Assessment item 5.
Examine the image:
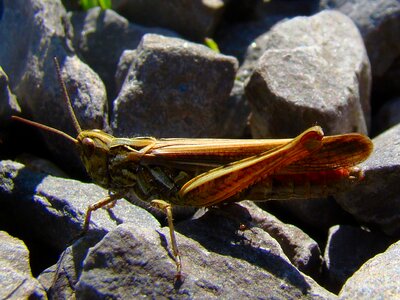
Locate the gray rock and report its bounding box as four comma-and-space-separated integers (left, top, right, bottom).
335, 123, 400, 237
339, 240, 400, 299
0, 66, 20, 121
220, 79, 251, 138
0, 159, 334, 297
112, 34, 240, 138
222, 201, 323, 279
323, 225, 394, 293
320, 0, 400, 77
0, 66, 21, 157
0, 0, 108, 175
0, 231, 46, 299
69, 7, 178, 98
245, 10, 371, 138
115, 49, 137, 93
112, 0, 226, 40
41, 232, 110, 298
0, 160, 160, 251
72, 221, 335, 299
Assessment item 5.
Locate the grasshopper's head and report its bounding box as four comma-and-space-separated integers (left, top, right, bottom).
77, 129, 114, 188
12, 58, 114, 188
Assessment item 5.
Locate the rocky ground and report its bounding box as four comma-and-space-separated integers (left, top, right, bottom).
0, 0, 399, 299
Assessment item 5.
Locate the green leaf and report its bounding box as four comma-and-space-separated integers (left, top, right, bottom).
204, 37, 220, 53
80, 0, 99, 10
98, 0, 112, 9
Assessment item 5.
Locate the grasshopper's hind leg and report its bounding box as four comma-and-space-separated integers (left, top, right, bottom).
151, 199, 182, 278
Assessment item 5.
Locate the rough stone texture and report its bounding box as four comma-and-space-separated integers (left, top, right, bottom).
0, 66, 21, 159
219, 78, 251, 138
0, 0, 108, 175
111, 0, 226, 40
0, 159, 335, 298
0, 66, 20, 122
69, 7, 178, 99
0, 231, 47, 299
320, 0, 400, 77
112, 34, 241, 138
240, 201, 322, 279
335, 123, 400, 237
115, 49, 137, 93
217, 14, 286, 64
0, 160, 160, 251
323, 225, 394, 293
71, 221, 334, 299
339, 240, 400, 299
245, 10, 371, 138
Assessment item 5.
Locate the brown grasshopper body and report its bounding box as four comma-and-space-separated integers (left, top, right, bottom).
77, 128, 371, 207
12, 58, 373, 278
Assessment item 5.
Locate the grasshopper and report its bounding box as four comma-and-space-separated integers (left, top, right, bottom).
13, 58, 373, 278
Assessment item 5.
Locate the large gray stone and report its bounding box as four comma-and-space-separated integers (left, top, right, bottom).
245, 10, 370, 138
335, 123, 400, 237
339, 240, 400, 299
0, 231, 47, 299
0, 0, 108, 175
112, 34, 239, 138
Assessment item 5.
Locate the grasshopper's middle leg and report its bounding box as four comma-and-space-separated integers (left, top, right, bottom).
151, 199, 182, 278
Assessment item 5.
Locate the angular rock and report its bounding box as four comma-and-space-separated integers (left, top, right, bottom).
69, 7, 178, 98
0, 66, 20, 122
112, 0, 225, 40
72, 220, 334, 299
339, 240, 400, 299
0, 231, 46, 299
245, 10, 371, 138
0, 0, 108, 175
0, 160, 160, 252
115, 49, 137, 93
320, 0, 400, 77
220, 79, 251, 138
335, 123, 400, 237
323, 225, 394, 293
112, 34, 240, 138
0, 66, 21, 159
238, 201, 323, 278
40, 232, 109, 298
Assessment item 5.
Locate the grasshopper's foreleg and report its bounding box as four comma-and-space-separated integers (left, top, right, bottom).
82, 194, 122, 233
151, 199, 182, 278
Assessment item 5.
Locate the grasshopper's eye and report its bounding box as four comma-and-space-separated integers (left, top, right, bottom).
82, 137, 95, 154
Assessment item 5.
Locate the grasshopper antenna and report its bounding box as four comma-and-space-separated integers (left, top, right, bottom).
53, 57, 82, 135
11, 116, 78, 144
11, 58, 81, 144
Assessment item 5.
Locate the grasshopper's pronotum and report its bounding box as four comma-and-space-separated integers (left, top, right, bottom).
13, 58, 373, 278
